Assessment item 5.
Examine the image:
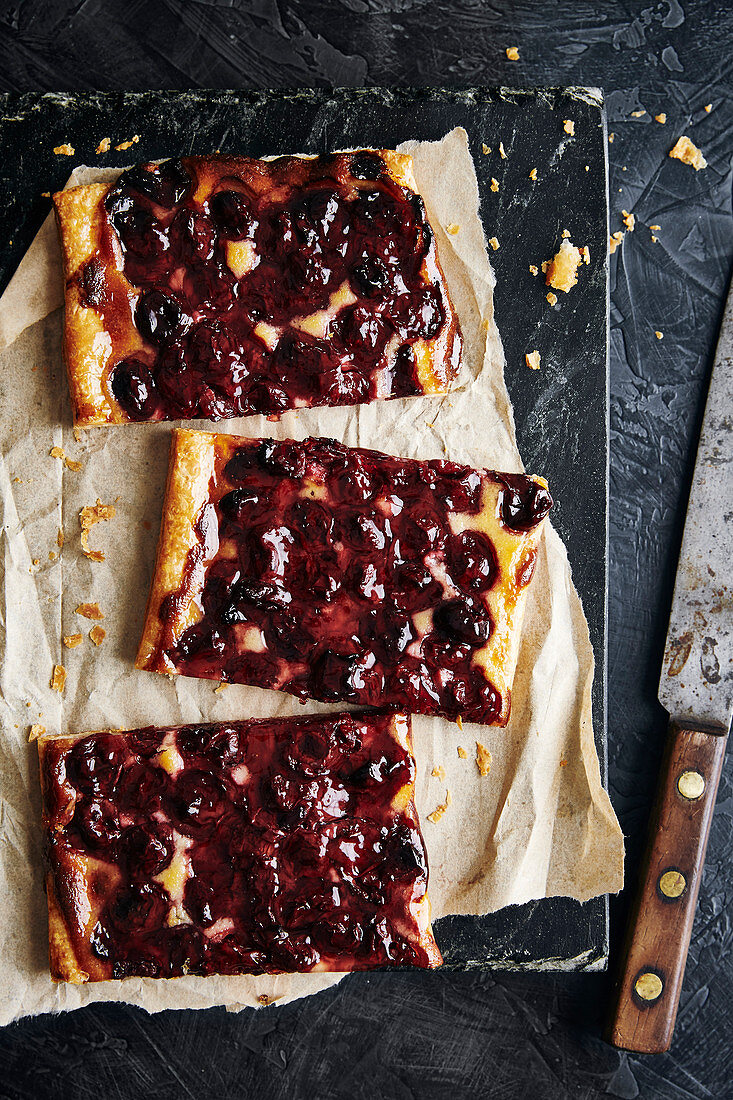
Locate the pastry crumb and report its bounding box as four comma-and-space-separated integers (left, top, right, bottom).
529, 168, 537, 180
490, 177, 499, 192
431, 765, 446, 780
75, 602, 104, 620
609, 230, 625, 254
622, 210, 636, 232
457, 746, 468, 759
115, 135, 140, 151
525, 350, 541, 371
559, 758, 568, 768
655, 331, 664, 340
476, 742, 492, 777
649, 223, 661, 231
214, 682, 228, 694
63, 633, 83, 649
427, 790, 452, 824
65, 457, 82, 472
79, 499, 116, 561
73, 427, 83, 443
53, 143, 75, 156
655, 113, 666, 124
89, 625, 106, 646
28, 724, 46, 742
631, 109, 646, 117
482, 143, 491, 154
488, 236, 500, 251
257, 994, 272, 1006
608, 132, 615, 143
445, 223, 460, 235
546, 291, 558, 306
51, 665, 66, 692
57, 527, 64, 549
580, 246, 590, 265
561, 229, 571, 239
545, 238, 583, 292
50, 446, 65, 460
49, 551, 56, 561
704, 103, 712, 113
669, 135, 707, 170
563, 120, 575, 136
96, 137, 111, 154
529, 264, 538, 276
32, 558, 39, 567
506, 46, 519, 60
455, 715, 463, 732
499, 141, 506, 159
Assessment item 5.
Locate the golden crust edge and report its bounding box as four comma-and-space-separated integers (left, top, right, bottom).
135, 428, 217, 671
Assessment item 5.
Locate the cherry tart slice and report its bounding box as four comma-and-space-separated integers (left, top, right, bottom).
38, 711, 441, 983
136, 431, 553, 726
52, 151, 461, 427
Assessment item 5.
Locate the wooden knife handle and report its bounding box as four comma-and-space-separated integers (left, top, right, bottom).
606, 720, 727, 1053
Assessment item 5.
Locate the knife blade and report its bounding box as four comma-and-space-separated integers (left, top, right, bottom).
607, 277, 733, 1054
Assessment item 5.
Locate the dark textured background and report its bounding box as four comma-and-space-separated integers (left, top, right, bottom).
0, 1, 731, 1097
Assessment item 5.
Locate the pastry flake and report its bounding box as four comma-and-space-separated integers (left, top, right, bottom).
669, 136, 707, 170
136, 431, 552, 727
37, 711, 441, 982
52, 152, 462, 428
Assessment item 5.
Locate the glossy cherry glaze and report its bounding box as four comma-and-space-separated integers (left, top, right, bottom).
86, 153, 459, 422
42, 712, 438, 979
155, 437, 552, 724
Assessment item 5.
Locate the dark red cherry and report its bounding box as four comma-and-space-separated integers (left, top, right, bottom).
171, 208, 217, 263
209, 190, 257, 241
433, 598, 492, 647
498, 474, 553, 531
135, 289, 189, 346
349, 152, 386, 180
121, 822, 174, 876
115, 158, 192, 208
109, 357, 159, 420
448, 530, 497, 591
352, 254, 391, 298
388, 284, 444, 339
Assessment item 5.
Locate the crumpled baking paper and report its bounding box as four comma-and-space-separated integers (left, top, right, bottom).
0, 127, 623, 1024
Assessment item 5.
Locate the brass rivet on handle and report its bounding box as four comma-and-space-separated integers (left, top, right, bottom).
677, 769, 705, 800
659, 869, 687, 898
634, 972, 664, 1001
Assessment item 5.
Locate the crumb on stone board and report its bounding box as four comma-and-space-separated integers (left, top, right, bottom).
499, 141, 506, 159
28, 724, 46, 742
115, 135, 140, 151
506, 46, 519, 60
655, 331, 664, 340
545, 238, 584, 293
476, 742, 492, 777
525, 351, 541, 371
546, 291, 558, 306
89, 625, 106, 646
580, 246, 590, 264
622, 210, 635, 232
655, 113, 666, 124
427, 790, 452, 824
482, 143, 491, 154
631, 109, 646, 117
490, 177, 499, 192
75, 602, 104, 620
529, 264, 538, 276
96, 137, 111, 154
669, 136, 707, 170
51, 665, 66, 692
563, 120, 575, 136
704, 103, 712, 112
561, 229, 571, 239
609, 230, 625, 254
53, 143, 75, 156
489, 236, 499, 251
608, 132, 615, 143
63, 633, 83, 649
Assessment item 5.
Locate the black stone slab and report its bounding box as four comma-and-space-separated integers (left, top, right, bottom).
0, 87, 609, 970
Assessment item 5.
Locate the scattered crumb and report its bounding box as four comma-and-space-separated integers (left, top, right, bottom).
475, 742, 492, 777
546, 292, 558, 306
669, 135, 707, 170
631, 109, 646, 117
49, 446, 65, 460
482, 143, 491, 155
655, 113, 666, 124
488, 236, 500, 251
89, 625, 106, 646
499, 141, 506, 159
563, 119, 575, 136
609, 230, 625, 254
622, 209, 636, 232
65, 457, 82, 472
506, 46, 519, 60
704, 103, 712, 113
559, 758, 568, 768
608, 132, 615, 143
28, 724, 46, 742
622, 165, 627, 171
73, 427, 83, 443
427, 790, 452, 824
41, 191, 50, 198
580, 246, 590, 265
525, 350, 541, 371
57, 527, 64, 549
79, 499, 116, 561
32, 558, 39, 566
561, 229, 571, 239
446, 223, 460, 235
75, 602, 104, 620
48, 551, 56, 561
257, 994, 272, 1006
51, 665, 66, 692
651, 235, 658, 243
655, 331, 664, 340
53, 143, 75, 156
457, 746, 467, 759
96, 137, 111, 154
214, 682, 228, 694
585, 165, 589, 171
649, 223, 661, 231
63, 633, 83, 649
545, 238, 583, 292
529, 264, 538, 276
529, 168, 537, 180
115, 135, 140, 151
455, 716, 463, 732
490, 177, 499, 192
431, 765, 446, 781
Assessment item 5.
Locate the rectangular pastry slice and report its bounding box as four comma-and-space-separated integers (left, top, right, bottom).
39, 711, 441, 982
52, 151, 461, 427
136, 431, 552, 726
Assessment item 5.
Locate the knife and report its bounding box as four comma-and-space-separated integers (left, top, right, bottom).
606, 278, 733, 1054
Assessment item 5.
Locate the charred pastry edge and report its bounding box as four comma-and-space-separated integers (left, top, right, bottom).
136, 429, 550, 727
37, 713, 442, 983
52, 150, 462, 429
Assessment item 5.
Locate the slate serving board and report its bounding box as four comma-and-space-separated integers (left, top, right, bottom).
0, 87, 609, 970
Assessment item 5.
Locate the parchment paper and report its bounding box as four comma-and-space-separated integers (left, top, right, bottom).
0, 128, 623, 1024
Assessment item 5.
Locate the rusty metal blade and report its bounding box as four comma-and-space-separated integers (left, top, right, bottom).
659, 281, 733, 731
